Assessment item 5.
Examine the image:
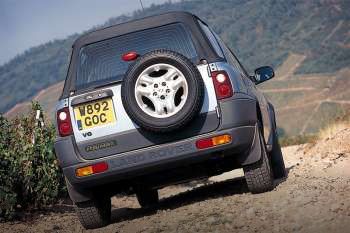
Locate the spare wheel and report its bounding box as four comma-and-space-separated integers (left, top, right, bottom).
121, 49, 204, 133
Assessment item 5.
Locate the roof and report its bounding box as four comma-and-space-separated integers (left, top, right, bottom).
73, 11, 198, 49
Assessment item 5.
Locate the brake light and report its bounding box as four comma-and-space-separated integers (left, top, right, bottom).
57, 107, 72, 137
196, 134, 232, 149
76, 162, 109, 177
122, 51, 139, 62
211, 71, 233, 99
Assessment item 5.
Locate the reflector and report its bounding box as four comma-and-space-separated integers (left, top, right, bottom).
76, 162, 109, 177
212, 134, 231, 146
76, 166, 93, 177
196, 134, 232, 149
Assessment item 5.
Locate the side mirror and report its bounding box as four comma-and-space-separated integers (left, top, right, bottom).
253, 66, 274, 84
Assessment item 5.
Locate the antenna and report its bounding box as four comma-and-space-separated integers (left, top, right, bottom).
139, 0, 145, 11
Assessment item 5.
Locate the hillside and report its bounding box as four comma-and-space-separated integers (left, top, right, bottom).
1, 0, 350, 136
3, 121, 350, 232
261, 54, 350, 136
4, 81, 64, 119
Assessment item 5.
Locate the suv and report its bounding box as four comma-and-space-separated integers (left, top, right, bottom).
55, 11, 286, 229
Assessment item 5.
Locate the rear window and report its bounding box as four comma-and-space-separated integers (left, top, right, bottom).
76, 23, 197, 89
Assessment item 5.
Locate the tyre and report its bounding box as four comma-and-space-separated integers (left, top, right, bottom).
75, 197, 111, 229
270, 131, 287, 179
121, 49, 204, 133
243, 128, 274, 194
136, 189, 159, 208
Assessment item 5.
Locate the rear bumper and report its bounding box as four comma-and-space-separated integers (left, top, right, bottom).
55, 96, 259, 188
61, 125, 256, 187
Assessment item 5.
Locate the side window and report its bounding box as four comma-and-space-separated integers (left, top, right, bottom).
198, 20, 249, 78
214, 34, 248, 77
197, 20, 224, 58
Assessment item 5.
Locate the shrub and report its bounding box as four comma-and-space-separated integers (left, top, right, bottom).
0, 103, 65, 220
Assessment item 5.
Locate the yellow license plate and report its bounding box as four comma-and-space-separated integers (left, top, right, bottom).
74, 98, 116, 130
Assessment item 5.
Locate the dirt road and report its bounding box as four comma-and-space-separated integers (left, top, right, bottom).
2, 128, 350, 233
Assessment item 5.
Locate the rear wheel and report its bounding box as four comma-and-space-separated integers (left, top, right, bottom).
75, 197, 111, 229
243, 128, 274, 194
136, 189, 159, 208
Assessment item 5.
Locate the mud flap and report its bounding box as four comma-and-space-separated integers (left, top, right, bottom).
266, 103, 277, 152
65, 178, 94, 203
236, 124, 262, 166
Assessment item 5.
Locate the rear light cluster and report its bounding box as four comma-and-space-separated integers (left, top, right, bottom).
57, 107, 72, 137
211, 71, 233, 100
76, 162, 109, 177
196, 134, 232, 149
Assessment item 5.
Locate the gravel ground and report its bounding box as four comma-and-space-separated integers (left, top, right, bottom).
2, 128, 350, 233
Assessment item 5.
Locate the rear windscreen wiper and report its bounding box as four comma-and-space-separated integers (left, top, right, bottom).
94, 80, 122, 89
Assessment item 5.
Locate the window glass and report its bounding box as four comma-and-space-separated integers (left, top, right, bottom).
213, 33, 248, 77
197, 20, 224, 58
76, 23, 197, 89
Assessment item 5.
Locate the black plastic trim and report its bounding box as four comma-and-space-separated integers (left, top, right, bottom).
77, 111, 219, 160
71, 89, 114, 106
218, 97, 257, 130
65, 178, 93, 203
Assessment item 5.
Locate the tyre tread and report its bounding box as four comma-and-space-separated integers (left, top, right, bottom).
75, 198, 111, 229
244, 130, 274, 194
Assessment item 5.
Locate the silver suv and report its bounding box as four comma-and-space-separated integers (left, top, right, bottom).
54, 11, 286, 229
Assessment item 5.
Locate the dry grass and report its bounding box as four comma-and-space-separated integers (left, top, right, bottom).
279, 134, 318, 147
280, 113, 350, 147
318, 121, 350, 141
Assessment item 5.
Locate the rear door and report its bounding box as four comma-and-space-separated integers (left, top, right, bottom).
68, 23, 220, 160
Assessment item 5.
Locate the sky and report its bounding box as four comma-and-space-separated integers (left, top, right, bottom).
0, 0, 173, 66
